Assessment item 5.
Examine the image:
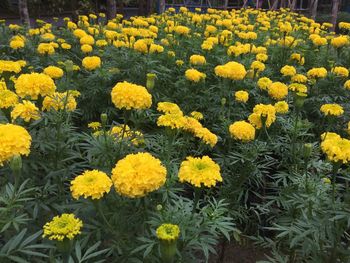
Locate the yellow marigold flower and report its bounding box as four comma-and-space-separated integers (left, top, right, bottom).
81, 44, 93, 53
344, 80, 350, 90
15, 73, 56, 100
80, 35, 95, 45
109, 125, 144, 146
111, 152, 166, 198
43, 213, 82, 241
111, 81, 152, 110
289, 83, 307, 93
339, 22, 350, 30
156, 224, 180, 241
251, 61, 265, 72
321, 133, 350, 164
248, 104, 276, 129
256, 53, 268, 62
42, 91, 77, 111
320, 103, 344, 116
0, 89, 18, 109
185, 69, 206, 83
61, 43, 71, 49
274, 101, 289, 114
0, 79, 6, 90
133, 39, 149, 53
178, 156, 222, 188
11, 100, 40, 122
257, 77, 272, 90
41, 33, 55, 41
82, 56, 101, 70
157, 102, 182, 115
291, 74, 307, 83
280, 65, 296, 77
73, 29, 87, 38
268, 82, 288, 100
0, 124, 31, 165
176, 60, 184, 66
37, 43, 55, 55
312, 36, 327, 46
70, 170, 112, 200
96, 39, 108, 47
174, 25, 190, 35
193, 127, 218, 147
190, 111, 203, 120
88, 122, 101, 130
43, 66, 64, 79
149, 44, 164, 54
189, 55, 206, 66
331, 35, 349, 48
157, 113, 187, 129
10, 40, 25, 49
332, 67, 349, 78
235, 90, 249, 103
0, 60, 22, 74
229, 121, 255, 142
307, 67, 327, 79
215, 61, 247, 80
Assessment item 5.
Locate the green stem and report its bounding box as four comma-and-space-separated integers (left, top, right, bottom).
192, 187, 201, 214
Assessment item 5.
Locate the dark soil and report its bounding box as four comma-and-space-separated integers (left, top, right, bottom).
209, 241, 268, 263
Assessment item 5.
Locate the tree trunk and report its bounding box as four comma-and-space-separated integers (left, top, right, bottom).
271, 0, 279, 10
117, 0, 124, 15
18, 0, 30, 27
107, 0, 117, 20
331, 0, 340, 31
290, 0, 297, 10
159, 0, 166, 13
310, 0, 319, 20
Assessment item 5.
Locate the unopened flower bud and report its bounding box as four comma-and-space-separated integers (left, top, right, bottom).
146, 73, 156, 90
303, 143, 312, 158
221, 98, 226, 106
9, 155, 22, 173
100, 113, 108, 126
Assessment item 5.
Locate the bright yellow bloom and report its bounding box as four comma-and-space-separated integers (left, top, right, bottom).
257, 77, 272, 90
190, 111, 203, 120
332, 67, 349, 78
43, 213, 82, 241
268, 82, 288, 100
320, 104, 344, 116
15, 73, 56, 99
111, 81, 152, 110
43, 66, 64, 79
82, 56, 101, 70
0, 124, 31, 165
81, 44, 93, 53
185, 69, 206, 82
0, 60, 22, 74
111, 152, 166, 198
331, 35, 349, 48
11, 100, 40, 122
215, 61, 246, 80
156, 224, 180, 241
307, 67, 327, 79
70, 170, 112, 200
344, 80, 350, 90
321, 133, 350, 164
229, 121, 255, 142
235, 90, 249, 103
274, 101, 289, 114
178, 156, 222, 188
280, 65, 296, 77
42, 91, 77, 111
0, 89, 18, 109
248, 104, 276, 129
189, 55, 206, 66
157, 102, 182, 115
157, 113, 187, 129
37, 43, 55, 55
291, 74, 307, 83
88, 122, 101, 130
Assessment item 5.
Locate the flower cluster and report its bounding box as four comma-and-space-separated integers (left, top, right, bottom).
43, 213, 83, 241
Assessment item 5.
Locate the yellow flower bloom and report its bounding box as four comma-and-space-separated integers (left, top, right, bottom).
190, 111, 203, 120
178, 156, 222, 188
185, 69, 206, 82
235, 90, 249, 103
82, 56, 101, 70
268, 82, 288, 100
332, 67, 349, 78
320, 103, 344, 116
0, 89, 18, 109
280, 65, 296, 77
307, 67, 327, 79
43, 66, 64, 79
215, 61, 246, 80
88, 122, 101, 130
274, 101, 289, 114
248, 104, 276, 129
43, 213, 82, 241
111, 152, 166, 198
257, 77, 272, 90
70, 170, 112, 200
0, 124, 31, 166
321, 133, 350, 164
15, 73, 56, 99
331, 35, 349, 48
189, 55, 206, 66
156, 224, 180, 241
157, 102, 182, 115
111, 81, 152, 110
229, 121, 255, 142
42, 91, 77, 111
11, 100, 40, 122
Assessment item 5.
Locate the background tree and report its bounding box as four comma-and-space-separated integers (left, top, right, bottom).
331, 0, 341, 31
18, 0, 30, 27
107, 0, 117, 20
